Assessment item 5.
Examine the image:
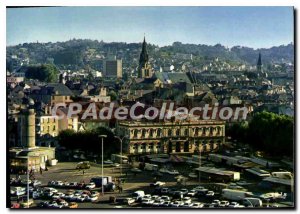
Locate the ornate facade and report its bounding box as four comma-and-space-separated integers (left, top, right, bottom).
116, 120, 225, 155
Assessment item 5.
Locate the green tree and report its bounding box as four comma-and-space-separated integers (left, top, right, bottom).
57, 127, 120, 158
25, 64, 59, 82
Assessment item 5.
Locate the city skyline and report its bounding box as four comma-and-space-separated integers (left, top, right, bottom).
7, 6, 294, 48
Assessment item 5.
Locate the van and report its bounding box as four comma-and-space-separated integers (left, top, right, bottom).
132, 190, 145, 202
242, 198, 263, 207
76, 161, 90, 169
222, 189, 253, 201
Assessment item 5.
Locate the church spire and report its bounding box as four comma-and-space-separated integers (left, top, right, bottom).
139, 35, 149, 66
257, 52, 262, 72
138, 35, 152, 78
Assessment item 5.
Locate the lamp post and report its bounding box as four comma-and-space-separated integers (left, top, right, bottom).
98, 135, 107, 195
198, 143, 202, 184
114, 136, 128, 176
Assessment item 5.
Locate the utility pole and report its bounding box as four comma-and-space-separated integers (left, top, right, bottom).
99, 135, 107, 195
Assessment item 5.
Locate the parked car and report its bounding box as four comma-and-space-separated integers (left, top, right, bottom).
206, 191, 215, 197
187, 190, 197, 197
228, 202, 240, 208
52, 192, 65, 200
219, 201, 230, 207
191, 202, 204, 208
180, 189, 189, 196
153, 199, 165, 206
210, 200, 221, 208
76, 161, 90, 169
20, 199, 34, 208
86, 182, 96, 189
170, 201, 183, 207
31, 180, 42, 187
123, 198, 135, 205
132, 190, 145, 202
11, 203, 20, 209
167, 169, 180, 175
141, 198, 154, 206
183, 197, 192, 203
68, 202, 78, 208
54, 181, 64, 187
150, 181, 166, 187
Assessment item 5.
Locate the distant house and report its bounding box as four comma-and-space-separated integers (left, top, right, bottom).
30, 83, 74, 105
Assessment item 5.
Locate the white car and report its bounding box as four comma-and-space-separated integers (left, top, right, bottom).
210, 200, 220, 207
52, 192, 65, 200
86, 182, 96, 189
123, 198, 135, 205
228, 202, 240, 208
76, 195, 87, 202
193, 186, 205, 191
183, 197, 192, 203
11, 187, 26, 196
86, 195, 98, 202
54, 181, 64, 187
57, 200, 69, 208
143, 194, 152, 199
141, 198, 154, 206
219, 200, 230, 207
187, 190, 197, 197
150, 181, 166, 187
170, 201, 183, 207
48, 201, 62, 208
191, 202, 204, 208
167, 169, 180, 175
153, 199, 164, 206
206, 191, 215, 197
63, 193, 74, 200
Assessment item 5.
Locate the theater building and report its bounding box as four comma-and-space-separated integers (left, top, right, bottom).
116, 119, 225, 156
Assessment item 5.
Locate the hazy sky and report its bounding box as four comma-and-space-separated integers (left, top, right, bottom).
7, 6, 294, 48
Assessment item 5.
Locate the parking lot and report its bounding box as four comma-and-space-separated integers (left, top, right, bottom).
9, 158, 294, 209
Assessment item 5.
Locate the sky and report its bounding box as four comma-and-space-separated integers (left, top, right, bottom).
6, 7, 294, 48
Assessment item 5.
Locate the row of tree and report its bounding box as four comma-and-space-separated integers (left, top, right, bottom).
57, 127, 121, 156
227, 111, 294, 156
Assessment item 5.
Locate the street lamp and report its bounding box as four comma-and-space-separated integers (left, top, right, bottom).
98, 135, 107, 195
114, 135, 128, 177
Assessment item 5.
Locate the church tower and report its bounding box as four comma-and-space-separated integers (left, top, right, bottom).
257, 52, 262, 72
138, 36, 153, 78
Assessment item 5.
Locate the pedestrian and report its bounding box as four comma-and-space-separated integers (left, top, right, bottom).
40, 167, 43, 175
83, 170, 85, 175
120, 186, 123, 193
